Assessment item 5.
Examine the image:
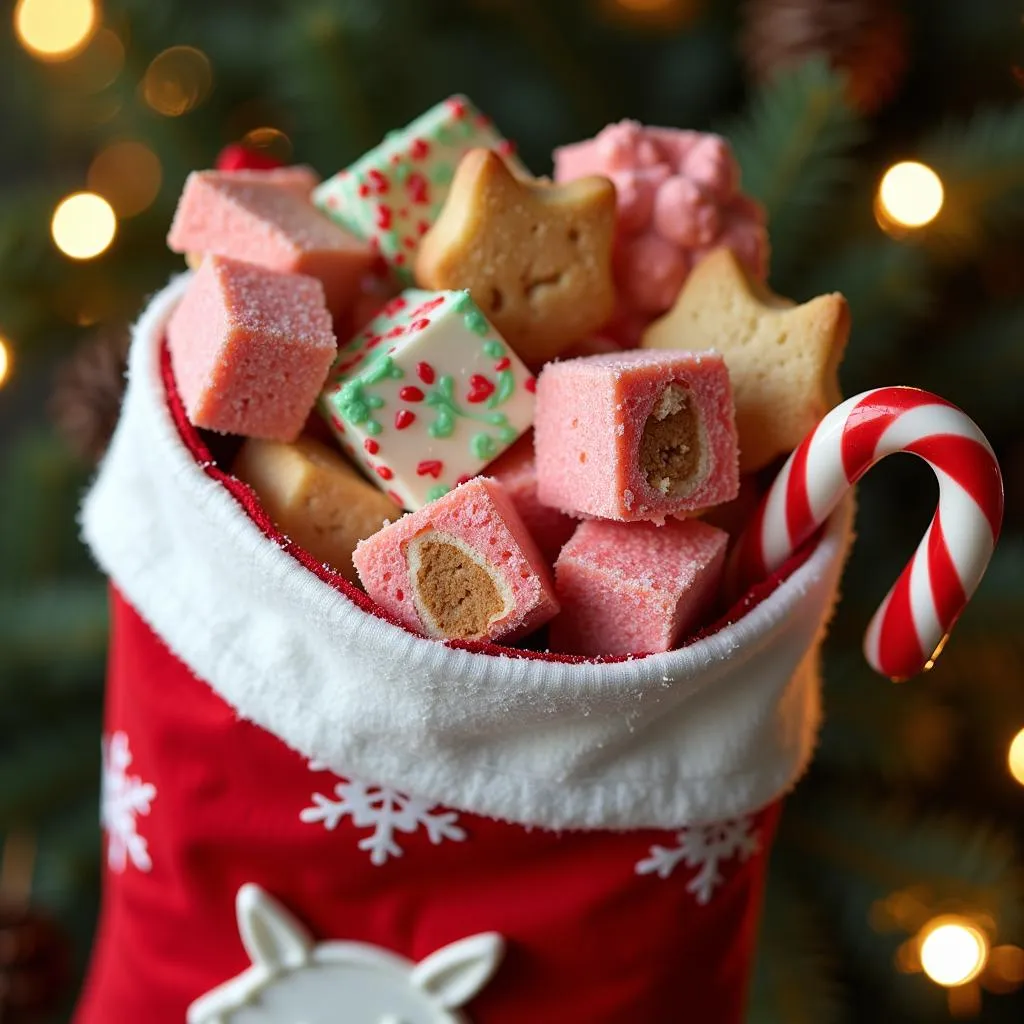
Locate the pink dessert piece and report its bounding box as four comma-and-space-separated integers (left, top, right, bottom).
167, 255, 338, 441
554, 121, 767, 327
487, 434, 578, 563
211, 165, 322, 197
534, 350, 739, 523
353, 478, 559, 643
550, 518, 728, 657
167, 169, 375, 319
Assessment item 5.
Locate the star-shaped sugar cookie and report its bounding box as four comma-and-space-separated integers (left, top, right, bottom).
642, 247, 850, 472
415, 148, 616, 366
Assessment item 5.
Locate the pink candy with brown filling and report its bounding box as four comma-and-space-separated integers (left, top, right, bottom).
167, 256, 337, 441
551, 518, 728, 657
534, 350, 739, 523
353, 478, 559, 643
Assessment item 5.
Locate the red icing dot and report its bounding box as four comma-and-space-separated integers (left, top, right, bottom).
395, 409, 415, 430
396, 588, 404, 602
525, 376, 537, 393
467, 374, 495, 403
410, 296, 445, 318
417, 362, 436, 384
398, 207, 409, 218
376, 205, 392, 229
494, 357, 511, 371
365, 335, 384, 349
394, 253, 406, 266
366, 169, 389, 194
406, 172, 429, 204
387, 489, 403, 505
364, 438, 380, 455
390, 153, 401, 165
476, 113, 492, 129
358, 183, 370, 198
400, 386, 425, 402
418, 220, 431, 236
326, 195, 339, 209
403, 236, 416, 250
448, 98, 468, 119
386, 325, 406, 339
410, 138, 430, 160
417, 460, 443, 479
382, 296, 408, 317
376, 465, 394, 481
331, 415, 346, 433
496, 139, 517, 158
410, 318, 431, 332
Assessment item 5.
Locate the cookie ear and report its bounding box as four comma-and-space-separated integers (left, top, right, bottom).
410, 932, 505, 1009
236, 884, 312, 971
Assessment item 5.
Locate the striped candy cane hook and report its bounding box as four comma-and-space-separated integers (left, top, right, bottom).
731, 387, 1003, 680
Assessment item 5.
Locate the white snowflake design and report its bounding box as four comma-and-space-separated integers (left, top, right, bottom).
299, 768, 466, 866
635, 816, 761, 905
101, 731, 157, 874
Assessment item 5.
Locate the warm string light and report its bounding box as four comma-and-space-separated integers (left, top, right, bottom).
876, 160, 945, 233
142, 46, 213, 117
0, 337, 11, 390
919, 917, 990, 987
88, 141, 162, 218
51, 192, 117, 259
1008, 727, 1024, 785
241, 126, 294, 164
13, 0, 98, 61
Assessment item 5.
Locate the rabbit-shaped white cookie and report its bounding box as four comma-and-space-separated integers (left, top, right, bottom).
187, 884, 504, 1024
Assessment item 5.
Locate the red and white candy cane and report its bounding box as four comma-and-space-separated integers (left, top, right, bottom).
731, 387, 1003, 680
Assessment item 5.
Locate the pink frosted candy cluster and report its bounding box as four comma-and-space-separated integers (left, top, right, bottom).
554, 120, 768, 321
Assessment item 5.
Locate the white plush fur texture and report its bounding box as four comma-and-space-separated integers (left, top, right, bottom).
81, 276, 854, 831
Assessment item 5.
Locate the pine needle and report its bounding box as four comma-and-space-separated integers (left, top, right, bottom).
727, 58, 865, 283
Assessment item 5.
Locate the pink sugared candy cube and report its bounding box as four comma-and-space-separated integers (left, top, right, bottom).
167, 256, 337, 441
550, 518, 728, 657
353, 478, 559, 643
487, 433, 577, 564
167, 169, 375, 318
535, 350, 739, 523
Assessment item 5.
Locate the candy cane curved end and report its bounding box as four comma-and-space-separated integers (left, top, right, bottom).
732, 387, 1003, 680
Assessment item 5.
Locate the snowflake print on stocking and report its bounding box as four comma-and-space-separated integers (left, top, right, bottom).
300, 766, 466, 866
101, 731, 156, 873
635, 816, 760, 905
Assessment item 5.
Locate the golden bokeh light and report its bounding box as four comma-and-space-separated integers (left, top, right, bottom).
615, 0, 675, 9
241, 126, 294, 164
13, 0, 98, 62
51, 192, 117, 260
919, 918, 990, 987
1009, 727, 1024, 785
0, 337, 11, 390
877, 161, 945, 230
88, 141, 162, 217
142, 46, 213, 117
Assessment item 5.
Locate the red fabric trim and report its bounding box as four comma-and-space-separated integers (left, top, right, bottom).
161, 340, 821, 664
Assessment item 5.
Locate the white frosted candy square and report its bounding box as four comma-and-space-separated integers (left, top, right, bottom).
319, 289, 536, 509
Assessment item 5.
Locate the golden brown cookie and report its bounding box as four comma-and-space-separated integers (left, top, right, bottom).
232, 435, 401, 584
642, 247, 849, 472
415, 149, 616, 366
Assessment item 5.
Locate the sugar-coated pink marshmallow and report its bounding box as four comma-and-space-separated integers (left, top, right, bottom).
550, 518, 728, 657
554, 121, 767, 321
353, 478, 559, 643
167, 256, 337, 441
167, 169, 375, 318
487, 434, 577, 563
535, 350, 739, 523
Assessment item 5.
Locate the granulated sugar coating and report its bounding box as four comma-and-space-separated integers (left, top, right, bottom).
167, 170, 374, 317
167, 256, 337, 441
550, 517, 728, 657
487, 433, 578, 564
534, 349, 739, 523
353, 477, 559, 642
